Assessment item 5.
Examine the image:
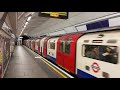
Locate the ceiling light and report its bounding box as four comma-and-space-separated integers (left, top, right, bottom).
24, 25, 26, 28
19, 28, 25, 36
25, 22, 28, 25
19, 37, 23, 39
27, 16, 32, 22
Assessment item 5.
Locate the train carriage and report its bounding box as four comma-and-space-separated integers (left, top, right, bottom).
56, 33, 83, 74
47, 37, 59, 63
76, 31, 119, 78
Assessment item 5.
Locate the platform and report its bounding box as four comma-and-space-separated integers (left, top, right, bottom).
4, 46, 69, 78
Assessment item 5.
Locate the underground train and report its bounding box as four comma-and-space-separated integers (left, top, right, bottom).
24, 29, 119, 78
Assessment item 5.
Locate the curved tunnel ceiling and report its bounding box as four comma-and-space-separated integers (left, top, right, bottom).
3, 12, 117, 38
18, 12, 82, 37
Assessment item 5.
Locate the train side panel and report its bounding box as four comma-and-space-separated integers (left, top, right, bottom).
76, 31, 120, 78
47, 37, 59, 63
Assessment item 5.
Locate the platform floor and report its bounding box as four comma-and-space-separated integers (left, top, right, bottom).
4, 46, 63, 78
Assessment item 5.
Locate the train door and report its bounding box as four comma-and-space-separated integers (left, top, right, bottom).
40, 37, 47, 56
56, 34, 83, 73
56, 35, 70, 69
43, 37, 51, 57
33, 39, 35, 51
38, 39, 41, 54
41, 47, 42, 55
30, 40, 32, 49
35, 39, 38, 52
64, 34, 83, 73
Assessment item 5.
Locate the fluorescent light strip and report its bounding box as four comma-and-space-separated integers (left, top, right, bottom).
27, 16, 32, 22
19, 13, 34, 36
19, 28, 25, 36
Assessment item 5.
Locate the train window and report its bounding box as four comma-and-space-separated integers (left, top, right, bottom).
83, 45, 118, 64
60, 39, 64, 52
65, 38, 72, 54
49, 42, 55, 49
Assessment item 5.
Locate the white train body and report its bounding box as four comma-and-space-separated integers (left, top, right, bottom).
47, 37, 59, 62
35, 39, 39, 52
76, 31, 120, 78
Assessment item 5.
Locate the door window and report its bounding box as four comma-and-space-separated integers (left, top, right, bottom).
65, 38, 72, 54
60, 39, 65, 52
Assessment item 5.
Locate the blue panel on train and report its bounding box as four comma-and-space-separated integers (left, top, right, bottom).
77, 69, 96, 78
86, 20, 109, 30
47, 55, 56, 63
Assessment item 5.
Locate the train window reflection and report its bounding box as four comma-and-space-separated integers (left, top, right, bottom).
49, 42, 55, 49
60, 40, 64, 52
83, 45, 118, 64
65, 38, 72, 54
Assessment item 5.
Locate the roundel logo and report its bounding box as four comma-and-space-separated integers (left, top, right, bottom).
91, 62, 100, 73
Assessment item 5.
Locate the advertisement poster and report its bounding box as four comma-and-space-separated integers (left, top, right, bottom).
0, 46, 3, 78
0, 35, 10, 78
0, 35, 4, 78
3, 38, 10, 72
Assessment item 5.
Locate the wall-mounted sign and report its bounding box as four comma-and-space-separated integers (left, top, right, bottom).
39, 12, 68, 19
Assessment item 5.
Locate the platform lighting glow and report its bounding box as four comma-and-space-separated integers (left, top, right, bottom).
27, 16, 32, 22
19, 13, 34, 37
24, 25, 26, 28
25, 22, 28, 25
19, 27, 25, 36
19, 21, 28, 36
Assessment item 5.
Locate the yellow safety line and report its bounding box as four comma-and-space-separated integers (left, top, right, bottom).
40, 58, 67, 78
24, 46, 68, 78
